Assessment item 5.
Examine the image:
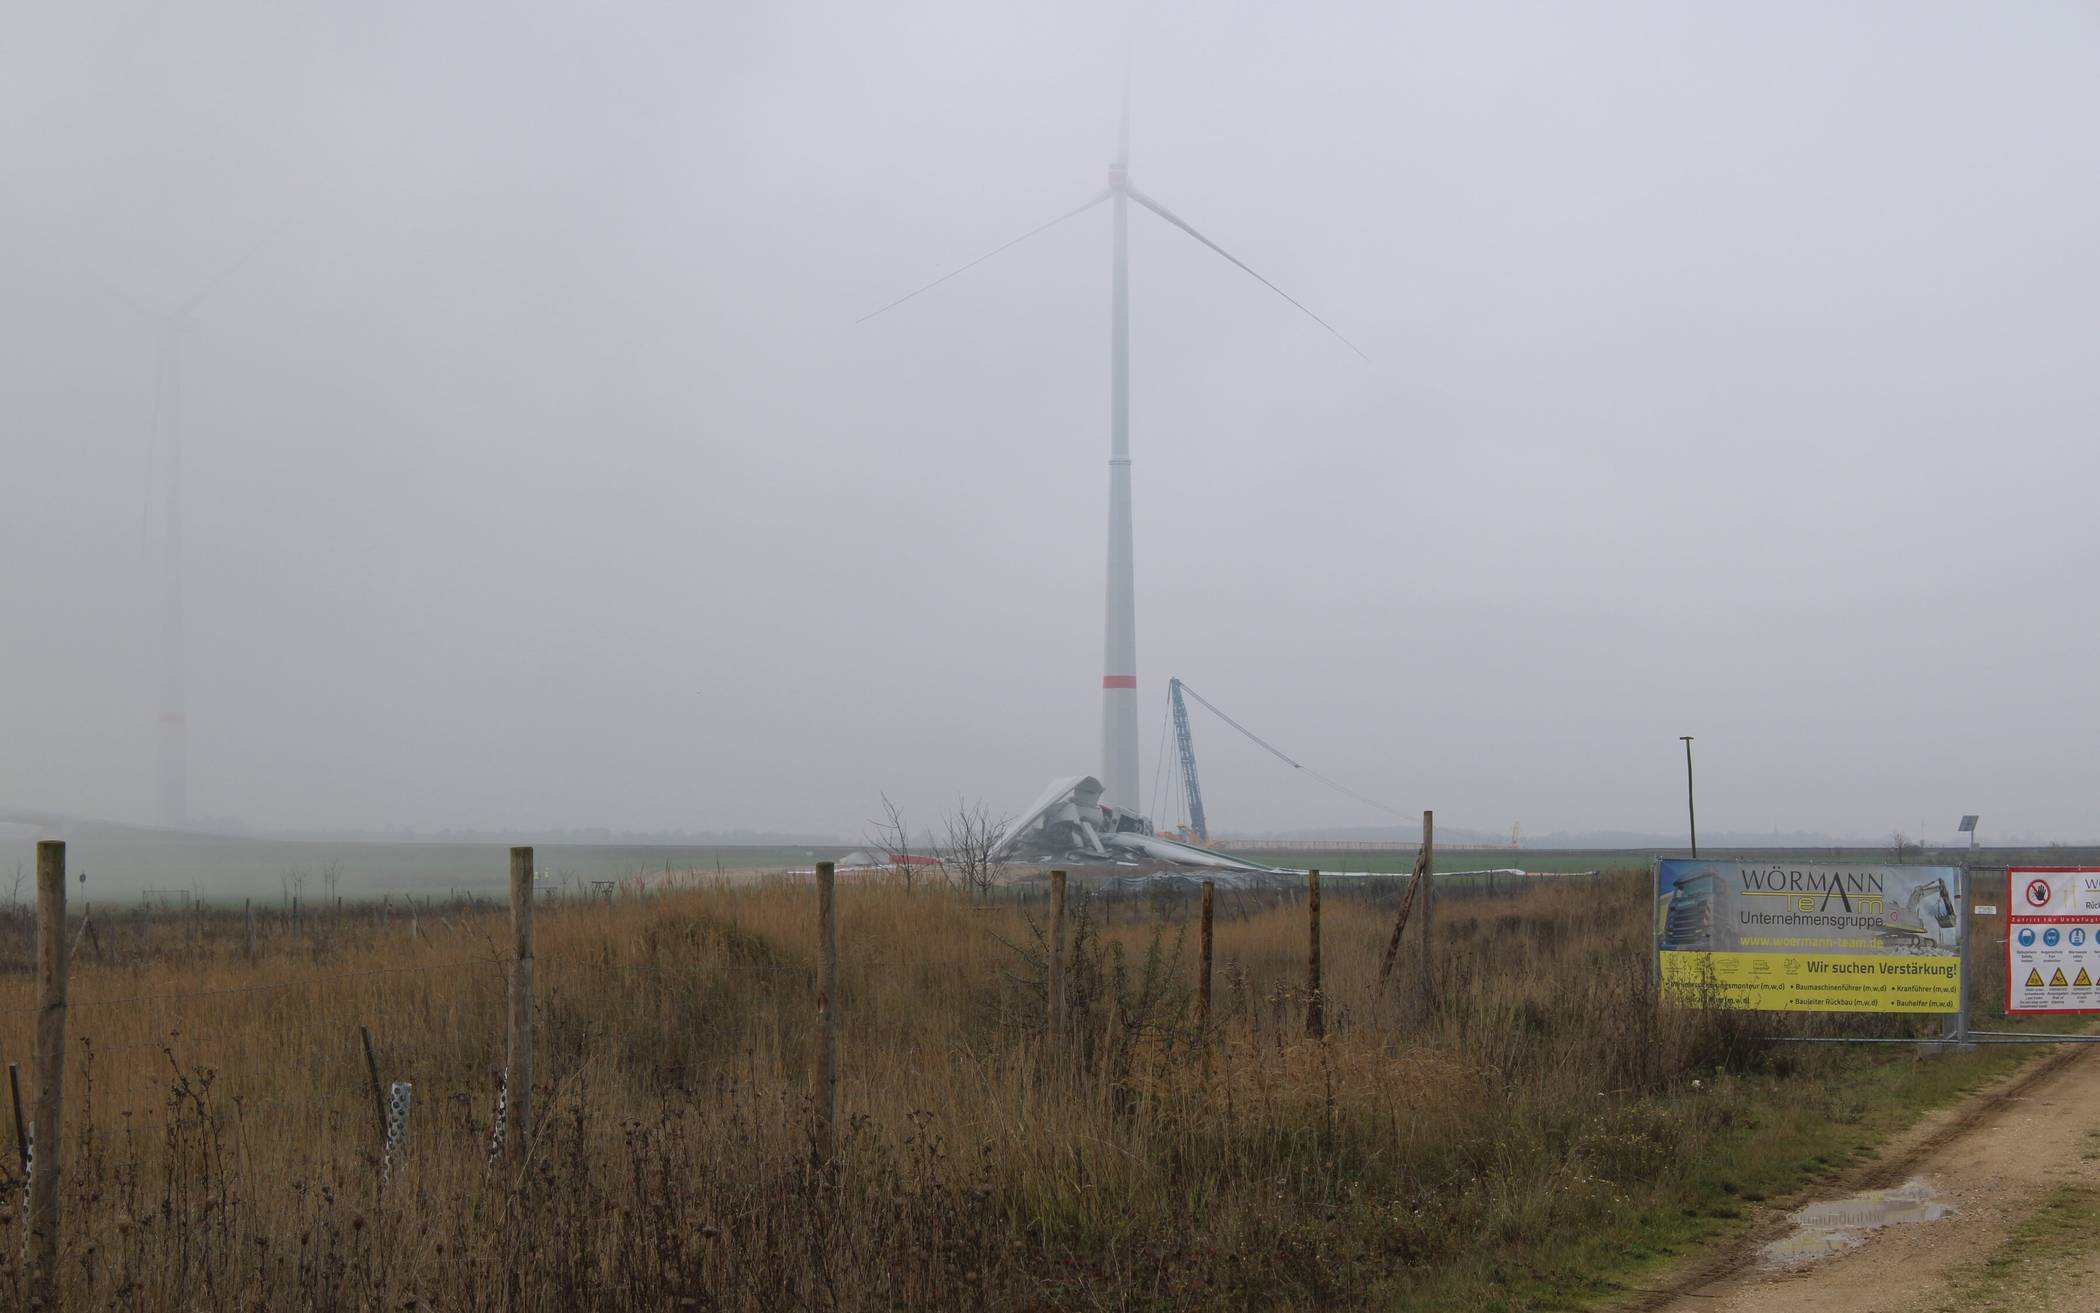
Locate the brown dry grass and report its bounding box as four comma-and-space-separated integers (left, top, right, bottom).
0, 872, 1923, 1310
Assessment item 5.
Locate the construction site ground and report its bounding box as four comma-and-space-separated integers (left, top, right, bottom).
1635, 1039, 2100, 1313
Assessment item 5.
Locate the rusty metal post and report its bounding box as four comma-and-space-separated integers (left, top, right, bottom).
7, 1063, 25, 1176
359, 1024, 389, 1158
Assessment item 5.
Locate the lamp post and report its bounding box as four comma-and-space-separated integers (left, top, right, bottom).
1680, 736, 1698, 858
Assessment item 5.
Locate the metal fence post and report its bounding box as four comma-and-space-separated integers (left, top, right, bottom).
6, 1064, 24, 1179
359, 1024, 389, 1162
1950, 865, 1972, 1047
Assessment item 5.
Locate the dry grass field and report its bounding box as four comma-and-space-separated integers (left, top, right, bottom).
0, 871, 2002, 1311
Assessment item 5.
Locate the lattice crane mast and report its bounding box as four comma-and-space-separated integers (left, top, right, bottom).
1168, 677, 1208, 843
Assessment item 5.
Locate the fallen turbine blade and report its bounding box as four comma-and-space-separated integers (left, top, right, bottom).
858, 190, 1111, 324
1126, 186, 1368, 361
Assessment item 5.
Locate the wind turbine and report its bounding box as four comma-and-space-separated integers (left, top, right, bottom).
863, 98, 1363, 821
95, 242, 270, 829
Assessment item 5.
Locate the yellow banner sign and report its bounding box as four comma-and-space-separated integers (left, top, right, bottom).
1657, 860, 1963, 1013
1660, 950, 1961, 1013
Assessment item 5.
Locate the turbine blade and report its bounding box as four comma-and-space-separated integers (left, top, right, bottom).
80, 267, 160, 325
858, 190, 1111, 324
1126, 186, 1368, 361
173, 230, 280, 319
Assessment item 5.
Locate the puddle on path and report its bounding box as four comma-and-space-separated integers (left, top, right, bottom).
1762, 1179, 1953, 1267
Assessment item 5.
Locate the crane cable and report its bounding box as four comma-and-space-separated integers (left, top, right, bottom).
1148, 700, 1175, 825
1173, 680, 1416, 823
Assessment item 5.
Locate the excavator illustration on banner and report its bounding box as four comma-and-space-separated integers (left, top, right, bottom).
1882, 876, 1958, 948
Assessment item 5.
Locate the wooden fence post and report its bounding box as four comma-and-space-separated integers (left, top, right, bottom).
1305, 869, 1324, 1039
1198, 880, 1214, 1033
814, 861, 839, 1171
29, 840, 69, 1309
507, 847, 534, 1165
1047, 870, 1067, 1051
1417, 811, 1437, 1017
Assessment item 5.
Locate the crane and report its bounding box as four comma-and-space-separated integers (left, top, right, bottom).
1168, 678, 1209, 843
1164, 678, 1416, 842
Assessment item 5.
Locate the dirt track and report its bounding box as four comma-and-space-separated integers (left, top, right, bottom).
1643, 1041, 2100, 1312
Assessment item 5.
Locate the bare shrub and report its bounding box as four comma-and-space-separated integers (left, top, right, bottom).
938, 797, 1010, 900
864, 791, 936, 892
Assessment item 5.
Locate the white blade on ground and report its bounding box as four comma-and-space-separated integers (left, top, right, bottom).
1126, 186, 1368, 361
858, 190, 1111, 324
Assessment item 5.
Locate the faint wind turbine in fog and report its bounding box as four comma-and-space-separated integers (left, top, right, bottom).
89, 240, 273, 829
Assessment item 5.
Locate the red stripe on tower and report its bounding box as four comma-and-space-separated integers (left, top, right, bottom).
1102, 675, 1136, 689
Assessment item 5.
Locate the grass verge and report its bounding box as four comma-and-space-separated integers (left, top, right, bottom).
1377, 1037, 2064, 1311
1927, 1129, 2100, 1313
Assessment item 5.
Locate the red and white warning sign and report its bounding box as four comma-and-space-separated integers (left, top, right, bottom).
2006, 867, 2100, 1015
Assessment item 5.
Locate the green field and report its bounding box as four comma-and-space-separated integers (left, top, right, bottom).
10, 825, 2095, 911
0, 826, 844, 905
1220, 844, 2100, 876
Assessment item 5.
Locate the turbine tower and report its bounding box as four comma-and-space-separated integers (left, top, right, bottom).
864, 99, 1362, 818
100, 245, 267, 828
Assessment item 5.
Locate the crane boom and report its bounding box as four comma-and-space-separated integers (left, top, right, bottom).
1168, 678, 1208, 842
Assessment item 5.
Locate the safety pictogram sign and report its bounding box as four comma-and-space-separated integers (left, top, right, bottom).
2006, 868, 2100, 1015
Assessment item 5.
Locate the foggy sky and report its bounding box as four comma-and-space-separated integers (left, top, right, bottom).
4, 2, 2097, 845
